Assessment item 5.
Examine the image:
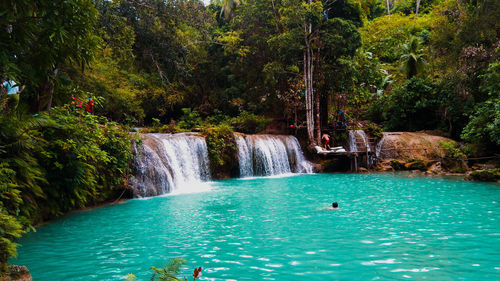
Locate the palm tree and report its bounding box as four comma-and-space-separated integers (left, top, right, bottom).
400, 36, 427, 79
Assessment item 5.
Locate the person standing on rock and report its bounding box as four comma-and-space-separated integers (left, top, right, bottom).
322, 133, 331, 150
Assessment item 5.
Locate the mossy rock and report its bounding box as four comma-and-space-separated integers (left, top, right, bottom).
466, 169, 500, 182
390, 159, 406, 170
442, 158, 468, 173
405, 159, 427, 171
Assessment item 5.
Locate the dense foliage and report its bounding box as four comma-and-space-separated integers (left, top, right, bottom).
202, 124, 238, 179
0, 108, 132, 272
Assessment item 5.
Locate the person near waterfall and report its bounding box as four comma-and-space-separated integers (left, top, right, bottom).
321, 133, 331, 150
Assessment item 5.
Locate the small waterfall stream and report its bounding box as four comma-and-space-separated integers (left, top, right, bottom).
131, 133, 211, 197
348, 130, 370, 152
375, 134, 386, 158
236, 134, 313, 177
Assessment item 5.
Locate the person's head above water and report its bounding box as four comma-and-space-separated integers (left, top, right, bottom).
332, 202, 338, 208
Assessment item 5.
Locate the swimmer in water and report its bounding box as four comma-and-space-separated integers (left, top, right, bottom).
331, 202, 338, 209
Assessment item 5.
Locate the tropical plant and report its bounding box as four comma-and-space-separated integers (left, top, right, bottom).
178, 108, 204, 130
400, 36, 428, 78
461, 59, 500, 149
383, 77, 438, 131
439, 141, 467, 159
0, 209, 23, 273
125, 258, 202, 281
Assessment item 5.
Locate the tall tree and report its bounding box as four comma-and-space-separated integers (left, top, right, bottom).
0, 0, 100, 111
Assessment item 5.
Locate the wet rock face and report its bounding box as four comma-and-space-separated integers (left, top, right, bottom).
465, 169, 500, 182
377, 132, 453, 161
6, 265, 32, 281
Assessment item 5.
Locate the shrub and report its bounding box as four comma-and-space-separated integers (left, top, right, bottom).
35, 107, 133, 219
144, 119, 185, 134
0, 209, 23, 274
439, 141, 469, 173
202, 124, 238, 179
365, 123, 383, 142
230, 111, 272, 134
461, 93, 500, 149
177, 108, 203, 130
439, 141, 466, 159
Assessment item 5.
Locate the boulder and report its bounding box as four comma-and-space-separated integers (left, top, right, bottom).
358, 167, 370, 174
427, 162, 442, 175
465, 169, 500, 182
377, 132, 453, 161
405, 159, 427, 171
390, 159, 406, 171
5, 265, 32, 281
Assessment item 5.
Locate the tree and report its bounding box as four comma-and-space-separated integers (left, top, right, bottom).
276, 0, 322, 143
400, 36, 427, 78
0, 0, 100, 111
461, 57, 500, 150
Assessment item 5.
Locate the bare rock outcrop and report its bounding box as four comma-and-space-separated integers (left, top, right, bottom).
377, 132, 453, 161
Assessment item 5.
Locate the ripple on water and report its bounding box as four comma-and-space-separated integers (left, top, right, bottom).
12, 174, 500, 281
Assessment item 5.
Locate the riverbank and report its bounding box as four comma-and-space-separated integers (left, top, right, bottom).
313, 131, 499, 182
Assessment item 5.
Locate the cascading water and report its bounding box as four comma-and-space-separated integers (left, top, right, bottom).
236, 135, 254, 177
375, 134, 386, 158
348, 130, 370, 152
130, 133, 211, 197
131, 133, 312, 197
236, 134, 313, 177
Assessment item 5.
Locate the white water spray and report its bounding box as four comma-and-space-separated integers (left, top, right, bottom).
130, 133, 211, 197
348, 130, 370, 152
236, 134, 313, 177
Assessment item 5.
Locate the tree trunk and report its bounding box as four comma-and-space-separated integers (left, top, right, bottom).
304, 26, 315, 144
386, 0, 391, 17
315, 40, 322, 145
38, 68, 59, 112
415, 0, 421, 19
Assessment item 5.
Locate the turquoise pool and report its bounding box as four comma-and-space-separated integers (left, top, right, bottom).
13, 174, 500, 280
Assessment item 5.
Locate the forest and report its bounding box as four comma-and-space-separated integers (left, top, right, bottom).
0, 0, 499, 275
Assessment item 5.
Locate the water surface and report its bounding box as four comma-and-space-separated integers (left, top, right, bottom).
14, 173, 500, 280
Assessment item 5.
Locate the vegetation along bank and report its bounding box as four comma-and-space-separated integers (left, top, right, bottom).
1, 0, 499, 278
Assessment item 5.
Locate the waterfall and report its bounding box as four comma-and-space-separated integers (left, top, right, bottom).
375, 134, 386, 158
236, 135, 254, 177
131, 132, 313, 197
348, 130, 370, 152
236, 134, 313, 177
130, 133, 211, 197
